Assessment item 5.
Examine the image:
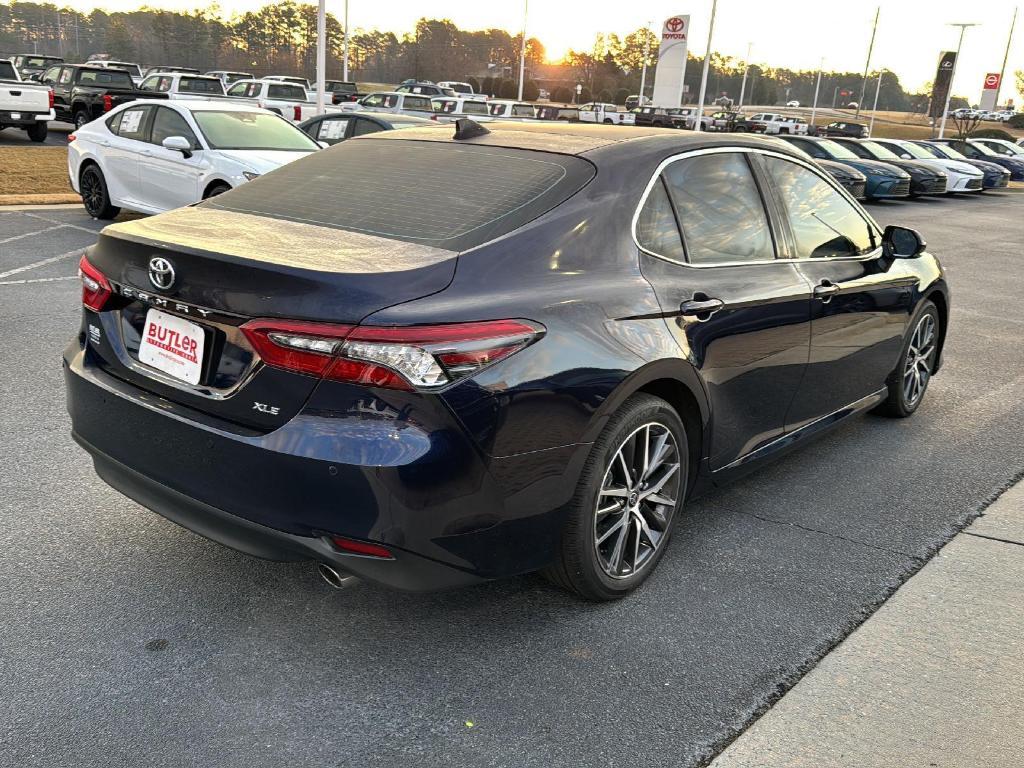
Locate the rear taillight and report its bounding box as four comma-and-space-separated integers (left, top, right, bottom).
240, 318, 544, 391
48, 88, 54, 108
102, 94, 112, 112
293, 105, 302, 121
67, 133, 76, 143
78, 255, 112, 311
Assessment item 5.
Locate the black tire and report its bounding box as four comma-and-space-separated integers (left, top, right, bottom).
203, 183, 230, 198
734, 125, 748, 133
26, 121, 48, 142
543, 393, 689, 601
875, 300, 940, 418
603, 118, 613, 124
73, 109, 91, 129
79, 164, 120, 220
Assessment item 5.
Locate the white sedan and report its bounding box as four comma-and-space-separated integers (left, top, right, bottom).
68, 100, 319, 219
871, 138, 984, 192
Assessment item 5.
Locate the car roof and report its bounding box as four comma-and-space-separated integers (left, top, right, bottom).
164, 100, 270, 113
362, 120, 807, 159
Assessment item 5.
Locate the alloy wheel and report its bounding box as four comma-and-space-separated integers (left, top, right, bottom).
594, 422, 681, 579
81, 170, 103, 215
903, 313, 936, 407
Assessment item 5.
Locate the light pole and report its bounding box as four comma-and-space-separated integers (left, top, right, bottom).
315, 0, 326, 114
737, 42, 752, 108
517, 0, 528, 101
638, 20, 653, 106
995, 6, 1017, 107
694, 0, 719, 130
868, 69, 883, 137
810, 57, 823, 126
938, 22, 978, 139
342, 0, 350, 82
855, 6, 880, 118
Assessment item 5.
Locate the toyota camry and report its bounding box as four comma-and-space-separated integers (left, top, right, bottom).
65, 122, 950, 600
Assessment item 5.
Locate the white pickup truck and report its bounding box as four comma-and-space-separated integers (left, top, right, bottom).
578, 102, 635, 126
224, 79, 341, 123
747, 112, 809, 135
139, 72, 253, 103
0, 58, 54, 142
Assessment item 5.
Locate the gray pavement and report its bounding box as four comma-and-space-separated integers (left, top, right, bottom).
710, 481, 1024, 768
0, 121, 73, 147
1, 192, 1023, 768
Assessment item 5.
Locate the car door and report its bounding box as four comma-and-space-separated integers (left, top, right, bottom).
46, 66, 72, 117
636, 149, 813, 470
136, 105, 206, 211
102, 104, 154, 206
758, 154, 913, 430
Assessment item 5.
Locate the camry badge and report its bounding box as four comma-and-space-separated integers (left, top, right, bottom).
148, 257, 175, 290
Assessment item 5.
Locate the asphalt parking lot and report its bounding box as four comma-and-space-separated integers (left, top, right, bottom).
0, 122, 72, 147
2, 192, 1023, 767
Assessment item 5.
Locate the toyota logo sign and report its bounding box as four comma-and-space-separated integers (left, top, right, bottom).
666, 17, 685, 32
148, 257, 176, 290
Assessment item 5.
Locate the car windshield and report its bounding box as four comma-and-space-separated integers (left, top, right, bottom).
193, 110, 319, 151
890, 142, 931, 160
818, 139, 859, 160
928, 143, 966, 160
861, 141, 900, 160
969, 141, 998, 157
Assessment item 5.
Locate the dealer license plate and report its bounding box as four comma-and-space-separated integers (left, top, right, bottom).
10, 113, 21, 120
139, 308, 205, 385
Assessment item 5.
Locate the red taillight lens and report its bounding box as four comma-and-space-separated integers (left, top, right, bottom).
48, 88, 54, 108
293, 105, 302, 121
329, 535, 393, 559
78, 255, 112, 311
67, 132, 76, 143
102, 94, 112, 112
240, 319, 544, 390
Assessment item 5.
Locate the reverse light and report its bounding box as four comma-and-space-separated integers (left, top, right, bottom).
78, 255, 112, 311
240, 318, 545, 391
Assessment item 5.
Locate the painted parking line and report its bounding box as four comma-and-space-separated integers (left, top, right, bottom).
0, 225, 69, 246
0, 275, 78, 286
0, 248, 82, 280
22, 211, 102, 234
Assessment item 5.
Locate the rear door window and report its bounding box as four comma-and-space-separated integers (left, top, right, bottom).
204, 139, 596, 251
114, 105, 153, 142
660, 152, 775, 265
352, 118, 384, 136
636, 178, 686, 262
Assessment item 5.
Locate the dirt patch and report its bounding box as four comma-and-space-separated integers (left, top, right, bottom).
0, 147, 75, 198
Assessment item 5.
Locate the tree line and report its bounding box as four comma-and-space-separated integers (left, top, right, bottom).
1, 0, 934, 110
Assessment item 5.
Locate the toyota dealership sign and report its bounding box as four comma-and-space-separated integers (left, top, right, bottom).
652, 14, 691, 107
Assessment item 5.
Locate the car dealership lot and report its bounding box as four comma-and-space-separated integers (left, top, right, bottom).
2, 194, 1023, 766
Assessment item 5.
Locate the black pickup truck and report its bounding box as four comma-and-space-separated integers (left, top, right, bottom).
38, 64, 166, 128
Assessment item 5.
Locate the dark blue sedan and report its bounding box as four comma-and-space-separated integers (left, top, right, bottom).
934, 138, 1024, 180
915, 141, 1010, 189
776, 135, 911, 198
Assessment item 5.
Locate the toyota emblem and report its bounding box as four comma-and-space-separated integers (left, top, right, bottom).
148, 257, 175, 290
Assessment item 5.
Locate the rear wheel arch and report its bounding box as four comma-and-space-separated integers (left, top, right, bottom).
924, 287, 949, 372
202, 179, 231, 198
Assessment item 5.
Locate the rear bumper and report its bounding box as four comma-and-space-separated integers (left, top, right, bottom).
0, 108, 53, 125
64, 339, 577, 590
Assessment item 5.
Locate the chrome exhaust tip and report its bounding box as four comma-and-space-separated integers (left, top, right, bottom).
317, 563, 359, 590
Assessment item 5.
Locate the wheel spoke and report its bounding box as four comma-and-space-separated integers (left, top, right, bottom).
630, 516, 641, 572
643, 431, 671, 481
609, 519, 629, 575
640, 461, 680, 500
600, 486, 630, 498
646, 492, 677, 508
597, 512, 628, 545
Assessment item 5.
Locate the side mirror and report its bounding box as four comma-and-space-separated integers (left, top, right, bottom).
162, 135, 193, 159
883, 225, 926, 259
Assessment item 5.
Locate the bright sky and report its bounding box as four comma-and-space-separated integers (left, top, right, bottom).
66, 0, 1024, 99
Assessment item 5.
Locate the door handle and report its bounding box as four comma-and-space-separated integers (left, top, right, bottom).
680, 297, 724, 320
813, 281, 840, 302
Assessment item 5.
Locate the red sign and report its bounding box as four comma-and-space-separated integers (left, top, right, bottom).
983, 72, 1000, 90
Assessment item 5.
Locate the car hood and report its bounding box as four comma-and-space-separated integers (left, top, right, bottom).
877, 158, 943, 177
963, 158, 1010, 174
835, 158, 909, 178
210, 149, 315, 174
817, 159, 864, 180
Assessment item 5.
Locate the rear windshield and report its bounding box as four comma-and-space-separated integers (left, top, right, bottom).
204, 139, 596, 251
180, 77, 225, 94
78, 69, 134, 88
